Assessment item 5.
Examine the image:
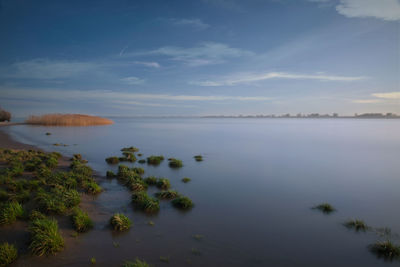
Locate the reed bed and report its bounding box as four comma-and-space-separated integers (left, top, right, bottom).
26, 114, 113, 126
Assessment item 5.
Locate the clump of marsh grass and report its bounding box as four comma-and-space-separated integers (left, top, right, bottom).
193, 234, 203, 241
109, 213, 132, 231
172, 196, 193, 210
155, 190, 179, 200
131, 192, 160, 213
121, 146, 139, 153
71, 208, 93, 233
26, 114, 113, 126
182, 177, 191, 183
159, 256, 170, 263
168, 158, 183, 168
194, 155, 203, 162
106, 171, 116, 179
105, 157, 119, 164
120, 152, 137, 162
370, 240, 400, 260
29, 217, 64, 256
45, 132, 51, 135
0, 242, 18, 266
0, 201, 24, 225
29, 210, 46, 221
83, 181, 103, 195
344, 219, 369, 232
312, 203, 335, 214
156, 178, 171, 190
90, 257, 96, 264
144, 176, 157, 185
147, 155, 164, 165
138, 159, 146, 164
123, 259, 150, 267
127, 179, 147, 192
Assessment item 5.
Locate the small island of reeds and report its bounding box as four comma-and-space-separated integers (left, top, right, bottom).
25, 114, 113, 126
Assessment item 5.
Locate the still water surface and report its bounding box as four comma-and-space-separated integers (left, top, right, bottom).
5, 118, 400, 266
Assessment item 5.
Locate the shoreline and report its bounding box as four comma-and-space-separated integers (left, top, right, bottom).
0, 127, 108, 266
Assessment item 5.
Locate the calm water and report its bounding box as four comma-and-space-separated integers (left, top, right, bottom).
4, 118, 400, 267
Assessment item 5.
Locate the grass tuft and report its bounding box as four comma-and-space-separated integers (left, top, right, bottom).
132, 192, 160, 213
312, 203, 335, 214
123, 258, 150, 267
194, 155, 203, 162
182, 177, 191, 183
0, 242, 18, 266
156, 178, 171, 190
155, 190, 179, 200
344, 219, 369, 231
0, 201, 24, 225
29, 217, 64, 256
370, 240, 400, 260
172, 196, 193, 210
109, 213, 132, 231
71, 208, 93, 233
147, 155, 164, 165
105, 157, 119, 164
168, 158, 183, 168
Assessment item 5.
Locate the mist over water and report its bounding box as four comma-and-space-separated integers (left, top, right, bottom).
5, 118, 400, 266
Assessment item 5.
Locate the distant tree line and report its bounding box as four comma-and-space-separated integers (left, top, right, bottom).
0, 108, 11, 122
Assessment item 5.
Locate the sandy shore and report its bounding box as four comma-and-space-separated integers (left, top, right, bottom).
0, 127, 38, 150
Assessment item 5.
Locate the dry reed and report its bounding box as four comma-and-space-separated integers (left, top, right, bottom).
26, 114, 113, 126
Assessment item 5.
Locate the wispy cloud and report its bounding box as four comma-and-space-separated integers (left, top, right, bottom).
1, 87, 271, 103
352, 99, 382, 103
4, 59, 97, 79
191, 72, 367, 86
120, 76, 145, 85
128, 42, 254, 66
336, 0, 400, 21
372, 92, 400, 99
168, 18, 210, 30
133, 61, 160, 68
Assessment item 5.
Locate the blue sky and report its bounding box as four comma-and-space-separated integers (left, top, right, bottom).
0, 0, 399, 117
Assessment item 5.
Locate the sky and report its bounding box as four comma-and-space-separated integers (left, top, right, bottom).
0, 0, 399, 117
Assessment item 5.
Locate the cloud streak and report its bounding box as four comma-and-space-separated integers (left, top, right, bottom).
120, 76, 145, 85
168, 18, 210, 30
133, 61, 160, 68
128, 42, 254, 66
372, 92, 400, 99
336, 0, 400, 21
192, 72, 367, 86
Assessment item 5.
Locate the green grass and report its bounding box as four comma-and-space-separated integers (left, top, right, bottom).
90, 257, 96, 264
370, 240, 400, 260
109, 213, 132, 231
312, 203, 335, 214
194, 155, 203, 162
35, 187, 80, 214
156, 178, 171, 190
29, 210, 46, 221
168, 158, 183, 168
138, 159, 146, 164
172, 196, 193, 210
121, 146, 139, 153
132, 192, 160, 213
122, 259, 150, 267
0, 201, 24, 225
0, 242, 18, 267
155, 190, 179, 199
193, 234, 203, 241
105, 157, 119, 164
71, 208, 93, 233
83, 181, 103, 195
144, 176, 157, 185
182, 177, 191, 183
159, 256, 169, 263
29, 217, 64, 256
106, 170, 116, 179
127, 179, 147, 192
146, 155, 164, 165
45, 132, 51, 135
344, 219, 369, 231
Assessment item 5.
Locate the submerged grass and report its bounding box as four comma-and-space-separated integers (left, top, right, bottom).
155, 190, 179, 200
312, 203, 335, 214
105, 157, 119, 164
110, 213, 132, 231
0, 242, 18, 267
71, 208, 93, 233
122, 259, 150, 267
29, 217, 64, 256
370, 240, 400, 260
147, 155, 164, 165
194, 155, 203, 162
156, 178, 171, 190
182, 177, 191, 183
344, 219, 369, 231
132, 192, 160, 213
172, 196, 193, 210
0, 201, 24, 225
168, 158, 183, 168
